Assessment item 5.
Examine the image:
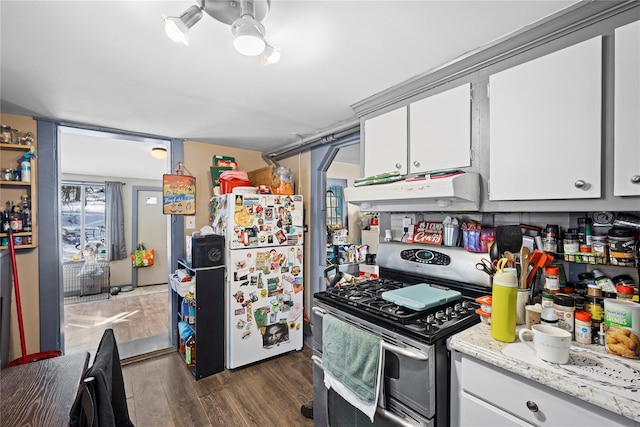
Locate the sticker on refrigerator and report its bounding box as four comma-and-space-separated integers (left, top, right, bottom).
254, 306, 269, 328
233, 291, 245, 303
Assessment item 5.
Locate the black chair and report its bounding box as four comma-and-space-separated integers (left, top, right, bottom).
69, 329, 134, 427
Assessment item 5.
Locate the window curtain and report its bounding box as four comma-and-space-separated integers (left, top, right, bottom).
105, 181, 127, 261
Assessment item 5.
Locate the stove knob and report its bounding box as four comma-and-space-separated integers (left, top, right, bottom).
426, 314, 436, 324
435, 311, 445, 320
445, 307, 454, 316
454, 303, 463, 312
462, 301, 471, 309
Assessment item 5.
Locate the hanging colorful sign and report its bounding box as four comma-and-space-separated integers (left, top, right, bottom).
163, 174, 196, 215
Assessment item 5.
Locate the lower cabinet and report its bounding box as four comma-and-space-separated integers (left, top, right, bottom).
450, 350, 637, 426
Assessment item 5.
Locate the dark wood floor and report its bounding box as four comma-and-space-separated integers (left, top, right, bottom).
122, 345, 314, 427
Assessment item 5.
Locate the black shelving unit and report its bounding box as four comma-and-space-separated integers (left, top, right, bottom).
172, 259, 225, 380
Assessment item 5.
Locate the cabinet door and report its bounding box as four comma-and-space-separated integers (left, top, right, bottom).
614, 20, 640, 196
458, 391, 535, 427
363, 106, 407, 177
409, 83, 471, 174
489, 36, 602, 201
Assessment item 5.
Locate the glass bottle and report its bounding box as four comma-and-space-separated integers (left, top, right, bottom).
20, 194, 31, 232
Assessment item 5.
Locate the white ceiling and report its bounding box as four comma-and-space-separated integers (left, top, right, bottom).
1, 0, 576, 159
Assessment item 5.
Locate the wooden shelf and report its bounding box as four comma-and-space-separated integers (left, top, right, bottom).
0, 143, 32, 151
0, 180, 31, 186
0, 125, 37, 249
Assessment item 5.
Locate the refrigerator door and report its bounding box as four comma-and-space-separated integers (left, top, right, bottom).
226, 245, 304, 369
222, 194, 304, 249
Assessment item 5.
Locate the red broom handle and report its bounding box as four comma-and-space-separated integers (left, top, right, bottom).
7, 228, 28, 364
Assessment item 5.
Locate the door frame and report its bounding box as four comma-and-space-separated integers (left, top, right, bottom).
36, 119, 183, 353
130, 186, 164, 288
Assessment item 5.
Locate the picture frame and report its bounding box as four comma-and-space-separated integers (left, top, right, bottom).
162, 174, 196, 215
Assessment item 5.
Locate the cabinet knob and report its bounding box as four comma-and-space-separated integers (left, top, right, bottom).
574, 180, 587, 189
395, 163, 402, 170
631, 175, 640, 184
526, 401, 539, 413
413, 161, 421, 168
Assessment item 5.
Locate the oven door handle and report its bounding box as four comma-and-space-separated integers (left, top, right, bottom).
313, 355, 422, 427
376, 407, 421, 427
312, 307, 428, 361
381, 341, 429, 361
311, 306, 326, 316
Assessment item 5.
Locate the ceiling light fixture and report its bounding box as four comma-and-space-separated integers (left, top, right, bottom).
151, 147, 168, 159
163, 5, 203, 45
163, 0, 278, 63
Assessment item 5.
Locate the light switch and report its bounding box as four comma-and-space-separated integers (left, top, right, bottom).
186, 216, 196, 229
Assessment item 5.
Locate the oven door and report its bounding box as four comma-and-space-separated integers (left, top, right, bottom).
312, 302, 435, 427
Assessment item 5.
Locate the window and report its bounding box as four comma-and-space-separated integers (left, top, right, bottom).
326, 181, 346, 229
61, 183, 106, 262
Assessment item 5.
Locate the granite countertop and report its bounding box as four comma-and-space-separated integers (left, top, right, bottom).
449, 323, 640, 422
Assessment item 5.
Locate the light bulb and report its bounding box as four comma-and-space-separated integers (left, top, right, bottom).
232, 15, 266, 56
263, 45, 281, 64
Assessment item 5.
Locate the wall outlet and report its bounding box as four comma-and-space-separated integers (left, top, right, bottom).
186, 216, 196, 229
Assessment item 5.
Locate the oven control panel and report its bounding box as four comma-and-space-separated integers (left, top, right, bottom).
401, 249, 450, 265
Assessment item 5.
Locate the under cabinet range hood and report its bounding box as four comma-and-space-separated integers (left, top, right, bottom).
344, 172, 481, 212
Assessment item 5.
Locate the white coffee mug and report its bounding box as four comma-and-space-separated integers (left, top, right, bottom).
518, 324, 572, 364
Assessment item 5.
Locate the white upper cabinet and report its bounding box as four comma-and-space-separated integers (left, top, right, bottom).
489, 36, 602, 201
363, 106, 408, 177
409, 83, 471, 174
363, 84, 471, 178
614, 20, 640, 196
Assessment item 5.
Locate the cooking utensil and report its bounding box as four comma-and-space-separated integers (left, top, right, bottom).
519, 246, 531, 289
496, 225, 523, 255
526, 250, 553, 288
504, 251, 516, 268
489, 240, 500, 261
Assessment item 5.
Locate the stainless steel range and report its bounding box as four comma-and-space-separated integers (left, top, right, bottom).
312, 242, 491, 427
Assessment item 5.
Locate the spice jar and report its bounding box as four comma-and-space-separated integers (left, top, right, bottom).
553, 294, 576, 337
616, 284, 634, 301
563, 233, 579, 261
574, 311, 592, 344
544, 266, 560, 294
543, 224, 558, 253
591, 235, 608, 264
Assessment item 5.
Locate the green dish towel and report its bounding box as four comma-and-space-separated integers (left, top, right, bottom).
322, 314, 382, 402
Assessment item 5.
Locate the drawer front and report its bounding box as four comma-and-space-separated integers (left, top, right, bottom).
461, 356, 634, 426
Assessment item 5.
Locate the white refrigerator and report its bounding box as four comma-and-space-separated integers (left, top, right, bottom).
212, 193, 304, 369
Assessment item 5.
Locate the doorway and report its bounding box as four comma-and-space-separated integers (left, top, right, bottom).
58, 126, 173, 359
